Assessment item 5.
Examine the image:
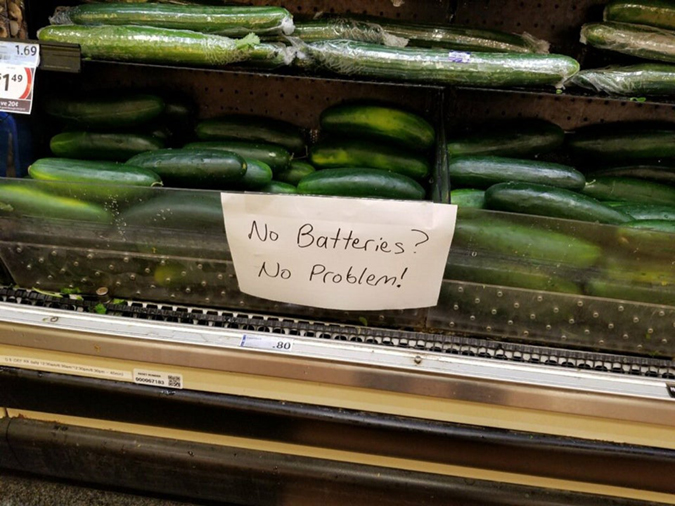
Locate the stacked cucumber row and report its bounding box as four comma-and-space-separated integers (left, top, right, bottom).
447, 118, 675, 305
35, 2, 581, 90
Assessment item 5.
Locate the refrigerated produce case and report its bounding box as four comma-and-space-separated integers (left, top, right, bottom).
1, 0, 675, 504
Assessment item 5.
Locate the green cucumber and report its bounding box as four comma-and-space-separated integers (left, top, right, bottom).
44, 93, 165, 128
570, 63, 675, 97
485, 182, 632, 224
259, 181, 298, 194
567, 124, 675, 162
184, 141, 291, 172
304, 40, 579, 88
320, 103, 435, 152
125, 148, 246, 189
586, 277, 675, 306
624, 219, 675, 233
290, 18, 408, 47
50, 131, 164, 162
275, 160, 315, 186
297, 168, 426, 201
244, 42, 295, 69
616, 223, 675, 256
610, 203, 675, 220
236, 158, 273, 190
447, 119, 564, 158
0, 182, 113, 224
448, 156, 585, 191
195, 115, 305, 154
586, 165, 675, 185
28, 158, 162, 202
450, 189, 485, 208
604, 0, 675, 31
583, 176, 675, 205
310, 138, 430, 179
453, 211, 603, 268
581, 22, 675, 63
444, 252, 582, 294
37, 25, 259, 67
50, 4, 294, 37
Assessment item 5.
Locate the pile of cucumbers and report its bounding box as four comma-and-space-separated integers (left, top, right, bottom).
446, 118, 675, 306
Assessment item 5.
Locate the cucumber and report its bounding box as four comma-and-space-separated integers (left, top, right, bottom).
583, 176, 675, 205
245, 42, 296, 69
485, 182, 632, 224
450, 189, 485, 208
50, 131, 164, 162
125, 148, 246, 189
624, 219, 675, 233
275, 160, 315, 186
310, 138, 430, 179
37, 25, 259, 67
184, 141, 291, 172
0, 182, 113, 224
448, 156, 585, 191
604, 0, 675, 31
586, 165, 675, 185
290, 18, 408, 47
567, 124, 675, 162
236, 158, 273, 190
320, 103, 435, 152
453, 211, 603, 268
447, 119, 564, 158
258, 181, 298, 194
616, 223, 675, 256
297, 168, 426, 201
28, 158, 162, 202
586, 277, 675, 306
610, 203, 675, 220
44, 93, 165, 128
304, 40, 579, 88
50, 4, 295, 37
444, 251, 582, 294
195, 115, 305, 154
580, 22, 675, 63
570, 63, 675, 97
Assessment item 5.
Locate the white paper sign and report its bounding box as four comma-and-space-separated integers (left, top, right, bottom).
0, 42, 39, 114
221, 194, 457, 311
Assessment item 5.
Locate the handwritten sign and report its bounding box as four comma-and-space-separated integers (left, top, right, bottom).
221, 194, 457, 311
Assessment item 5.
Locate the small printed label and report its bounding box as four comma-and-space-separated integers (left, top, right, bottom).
133, 369, 184, 389
240, 334, 294, 353
667, 383, 675, 398
448, 51, 471, 63
0, 355, 131, 380
0, 64, 36, 114
0, 42, 40, 67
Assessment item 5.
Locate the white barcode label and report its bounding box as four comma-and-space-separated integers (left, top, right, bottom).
0, 42, 40, 67
133, 369, 183, 389
240, 334, 294, 353
448, 51, 471, 63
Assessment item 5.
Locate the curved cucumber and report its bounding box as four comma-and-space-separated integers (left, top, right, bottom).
310, 138, 430, 179
236, 158, 273, 190
450, 188, 485, 208
586, 165, 675, 185
184, 141, 291, 172
320, 104, 435, 152
570, 63, 675, 97
581, 22, 675, 63
583, 176, 675, 205
126, 148, 246, 189
297, 168, 426, 200
28, 158, 162, 202
485, 181, 632, 224
604, 0, 675, 31
0, 182, 113, 224
50, 131, 164, 162
448, 156, 585, 191
568, 124, 675, 162
195, 115, 305, 154
259, 181, 298, 194
623, 219, 675, 233
275, 160, 315, 186
305, 40, 579, 89
611, 203, 675, 220
51, 4, 294, 37
44, 93, 165, 128
447, 119, 564, 158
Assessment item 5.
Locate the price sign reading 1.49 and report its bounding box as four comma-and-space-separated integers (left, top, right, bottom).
0, 42, 40, 115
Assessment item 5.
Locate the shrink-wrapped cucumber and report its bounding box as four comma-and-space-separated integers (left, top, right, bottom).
581, 22, 675, 63
570, 64, 675, 96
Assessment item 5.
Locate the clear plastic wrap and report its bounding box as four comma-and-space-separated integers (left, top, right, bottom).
581, 22, 675, 63
37, 25, 260, 67
303, 40, 579, 89
569, 63, 675, 96
50, 4, 295, 37
604, 0, 675, 32
291, 18, 408, 47
244, 42, 296, 69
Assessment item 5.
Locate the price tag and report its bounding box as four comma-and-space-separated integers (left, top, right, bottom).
0, 42, 39, 114
240, 334, 294, 353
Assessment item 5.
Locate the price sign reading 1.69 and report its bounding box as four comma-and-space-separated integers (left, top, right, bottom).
14, 44, 38, 59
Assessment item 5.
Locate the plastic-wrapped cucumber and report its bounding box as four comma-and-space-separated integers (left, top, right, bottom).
569, 63, 675, 96
245, 42, 295, 69
604, 0, 675, 31
303, 40, 578, 89
37, 25, 259, 67
50, 4, 295, 37
581, 22, 675, 63
291, 18, 407, 47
